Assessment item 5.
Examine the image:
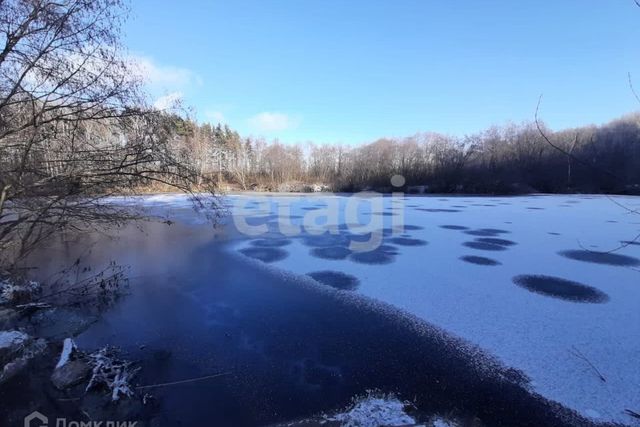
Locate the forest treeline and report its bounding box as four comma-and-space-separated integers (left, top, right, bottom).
174, 113, 640, 194
1, 0, 640, 268
0, 0, 216, 266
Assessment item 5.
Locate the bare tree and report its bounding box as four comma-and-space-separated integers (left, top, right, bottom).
0, 0, 217, 269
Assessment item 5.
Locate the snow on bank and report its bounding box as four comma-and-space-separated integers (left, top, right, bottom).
325, 394, 416, 427
0, 330, 47, 383
99, 193, 216, 225
0, 278, 40, 304
86, 347, 139, 401
321, 393, 461, 426
55, 337, 78, 369
225, 193, 640, 426
100, 193, 195, 208
0, 330, 29, 350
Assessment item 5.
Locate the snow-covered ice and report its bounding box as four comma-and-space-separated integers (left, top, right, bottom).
118, 192, 640, 425
225, 193, 640, 426
99, 193, 217, 225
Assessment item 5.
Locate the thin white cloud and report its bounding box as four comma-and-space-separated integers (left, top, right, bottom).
248, 112, 300, 132
153, 91, 183, 110
129, 54, 201, 90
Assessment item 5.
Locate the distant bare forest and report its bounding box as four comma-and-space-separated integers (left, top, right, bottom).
2, 0, 640, 268
173, 114, 640, 194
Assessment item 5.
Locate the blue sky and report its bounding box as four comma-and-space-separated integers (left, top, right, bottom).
124, 1, 640, 144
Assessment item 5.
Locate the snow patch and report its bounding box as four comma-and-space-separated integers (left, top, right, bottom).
86, 347, 139, 401
0, 331, 47, 383
325, 394, 415, 427
56, 338, 78, 369
0, 278, 41, 304
430, 418, 458, 427
0, 330, 29, 349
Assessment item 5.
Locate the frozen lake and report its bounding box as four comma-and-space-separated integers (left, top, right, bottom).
16, 193, 640, 426
224, 193, 640, 426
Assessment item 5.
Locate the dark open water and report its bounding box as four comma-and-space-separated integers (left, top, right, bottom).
0, 219, 605, 427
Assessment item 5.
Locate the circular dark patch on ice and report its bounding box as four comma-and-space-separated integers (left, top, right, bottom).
475, 237, 517, 247
463, 241, 508, 251
416, 208, 462, 213
548, 232, 561, 236
250, 239, 292, 248
378, 244, 400, 254
513, 275, 609, 303
388, 237, 427, 246
440, 225, 469, 230
372, 212, 397, 216
380, 228, 394, 237
349, 245, 398, 265
346, 231, 384, 244
301, 207, 321, 211
464, 228, 511, 237
301, 234, 350, 248
239, 247, 288, 263
380, 227, 420, 237
310, 246, 352, 260
526, 207, 545, 210
338, 223, 368, 231
460, 255, 501, 266
403, 225, 424, 231
307, 271, 360, 291
559, 250, 640, 266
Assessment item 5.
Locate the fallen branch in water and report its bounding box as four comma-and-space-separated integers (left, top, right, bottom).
568, 346, 606, 382
135, 371, 232, 390
57, 372, 233, 403
86, 347, 140, 401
